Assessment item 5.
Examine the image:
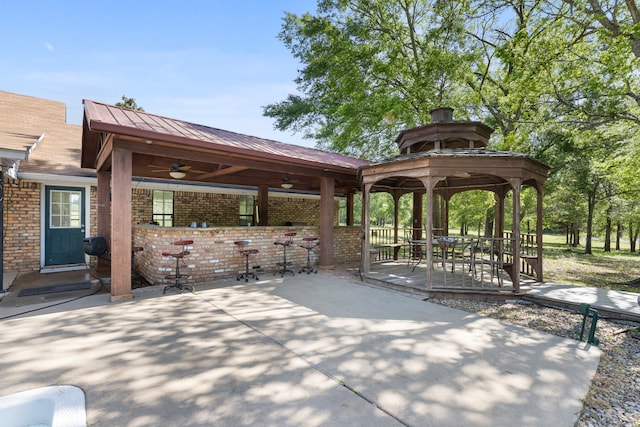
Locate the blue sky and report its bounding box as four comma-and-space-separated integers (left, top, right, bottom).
1, 1, 318, 147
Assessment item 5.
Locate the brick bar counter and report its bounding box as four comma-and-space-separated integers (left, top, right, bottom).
132, 224, 361, 286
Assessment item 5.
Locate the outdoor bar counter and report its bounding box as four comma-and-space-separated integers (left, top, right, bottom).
132, 224, 361, 286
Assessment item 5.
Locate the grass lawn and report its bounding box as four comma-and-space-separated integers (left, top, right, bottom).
543, 234, 640, 293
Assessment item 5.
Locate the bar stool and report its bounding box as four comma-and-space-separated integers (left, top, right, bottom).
162, 239, 194, 294
274, 232, 296, 277
234, 240, 259, 282
299, 237, 319, 274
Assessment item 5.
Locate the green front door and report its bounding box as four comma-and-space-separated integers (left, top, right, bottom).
45, 186, 86, 265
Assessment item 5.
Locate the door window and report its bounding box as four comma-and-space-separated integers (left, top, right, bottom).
50, 190, 82, 228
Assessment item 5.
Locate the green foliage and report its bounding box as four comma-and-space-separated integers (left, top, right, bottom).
265, 0, 475, 159
115, 95, 144, 111
267, 0, 640, 256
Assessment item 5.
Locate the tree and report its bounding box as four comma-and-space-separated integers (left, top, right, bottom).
265, 0, 474, 159
116, 95, 144, 111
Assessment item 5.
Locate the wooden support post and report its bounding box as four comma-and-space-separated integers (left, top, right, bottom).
536, 183, 544, 281
110, 144, 132, 301
96, 170, 110, 271
257, 185, 269, 226
346, 192, 354, 226
511, 179, 522, 292
319, 176, 335, 269
360, 184, 372, 276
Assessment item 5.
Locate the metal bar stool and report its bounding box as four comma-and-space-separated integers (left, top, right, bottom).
162, 239, 194, 294
234, 240, 259, 282
299, 237, 318, 274
274, 232, 296, 277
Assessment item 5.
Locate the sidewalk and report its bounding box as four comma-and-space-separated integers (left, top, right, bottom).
524, 282, 640, 322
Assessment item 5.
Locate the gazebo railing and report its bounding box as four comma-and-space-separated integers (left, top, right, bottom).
369, 228, 541, 288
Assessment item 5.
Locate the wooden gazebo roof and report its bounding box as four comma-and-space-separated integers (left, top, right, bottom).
81, 100, 368, 193
362, 148, 550, 196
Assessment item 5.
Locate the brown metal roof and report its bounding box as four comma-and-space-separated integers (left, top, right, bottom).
82, 100, 368, 172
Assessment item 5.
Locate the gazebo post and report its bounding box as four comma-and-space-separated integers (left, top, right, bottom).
423, 177, 435, 289
511, 179, 522, 291
444, 195, 451, 236
393, 190, 400, 244
360, 183, 372, 276
412, 192, 423, 239
495, 191, 505, 239
536, 183, 544, 281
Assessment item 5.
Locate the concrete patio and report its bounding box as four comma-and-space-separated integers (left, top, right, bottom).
0, 270, 601, 426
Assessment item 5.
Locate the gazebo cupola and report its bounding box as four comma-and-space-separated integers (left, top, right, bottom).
396, 107, 494, 154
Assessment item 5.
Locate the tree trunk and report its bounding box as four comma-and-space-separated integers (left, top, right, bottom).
630, 223, 638, 253
615, 221, 621, 251
585, 192, 596, 254
604, 214, 611, 252
484, 207, 494, 237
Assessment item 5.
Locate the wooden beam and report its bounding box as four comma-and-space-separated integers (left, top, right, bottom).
536, 183, 544, 281
319, 176, 335, 269
131, 142, 358, 182
346, 192, 354, 226
257, 185, 269, 226
110, 146, 133, 301
194, 165, 248, 180
360, 184, 372, 275
95, 134, 113, 171
96, 170, 111, 271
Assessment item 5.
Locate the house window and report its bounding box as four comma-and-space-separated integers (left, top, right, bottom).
153, 190, 174, 227
239, 195, 254, 226
50, 190, 82, 228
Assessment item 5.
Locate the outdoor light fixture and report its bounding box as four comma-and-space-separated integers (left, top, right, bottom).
169, 170, 186, 179
281, 177, 293, 189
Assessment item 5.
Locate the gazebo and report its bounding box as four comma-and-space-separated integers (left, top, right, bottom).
359, 108, 550, 291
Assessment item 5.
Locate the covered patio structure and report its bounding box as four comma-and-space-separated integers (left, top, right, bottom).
81, 100, 368, 300
359, 108, 550, 293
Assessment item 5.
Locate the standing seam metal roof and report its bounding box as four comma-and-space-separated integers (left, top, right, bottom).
83, 100, 369, 171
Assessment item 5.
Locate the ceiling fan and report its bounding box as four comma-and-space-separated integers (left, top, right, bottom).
149, 163, 207, 179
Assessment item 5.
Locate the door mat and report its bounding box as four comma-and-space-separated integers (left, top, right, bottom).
18, 282, 92, 297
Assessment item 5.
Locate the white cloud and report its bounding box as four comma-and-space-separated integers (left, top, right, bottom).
45, 42, 54, 51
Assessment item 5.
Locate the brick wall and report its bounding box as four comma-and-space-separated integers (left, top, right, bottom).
268, 197, 322, 225
334, 226, 362, 264
131, 188, 153, 224
133, 224, 362, 285
131, 189, 331, 227
3, 179, 41, 272
2, 181, 352, 276
174, 192, 240, 227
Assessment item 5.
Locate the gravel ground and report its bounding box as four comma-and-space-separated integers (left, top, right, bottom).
430, 298, 640, 427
